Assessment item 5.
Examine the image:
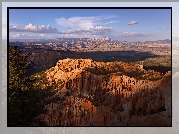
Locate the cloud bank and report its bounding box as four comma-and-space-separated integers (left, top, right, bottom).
12, 33, 51, 39
10, 23, 59, 33
59, 25, 113, 35
120, 32, 152, 37
9, 16, 153, 40
55, 15, 117, 29
10, 23, 114, 36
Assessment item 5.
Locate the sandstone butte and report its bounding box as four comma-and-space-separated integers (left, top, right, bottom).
36, 58, 171, 126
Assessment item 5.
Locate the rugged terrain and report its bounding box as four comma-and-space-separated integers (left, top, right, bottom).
34, 58, 171, 126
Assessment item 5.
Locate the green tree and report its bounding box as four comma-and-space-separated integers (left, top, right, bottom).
9, 46, 32, 126
9, 46, 32, 91
8, 46, 62, 126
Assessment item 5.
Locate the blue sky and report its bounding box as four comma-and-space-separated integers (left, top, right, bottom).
8, 8, 171, 41
2, 2, 179, 42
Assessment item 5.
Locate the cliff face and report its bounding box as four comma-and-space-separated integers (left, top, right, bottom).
36, 58, 171, 126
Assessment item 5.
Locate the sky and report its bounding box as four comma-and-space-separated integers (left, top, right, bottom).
8, 8, 171, 42
2, 2, 173, 41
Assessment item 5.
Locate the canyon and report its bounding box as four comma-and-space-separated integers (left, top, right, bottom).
35, 58, 171, 126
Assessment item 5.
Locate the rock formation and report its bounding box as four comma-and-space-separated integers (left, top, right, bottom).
35, 58, 171, 126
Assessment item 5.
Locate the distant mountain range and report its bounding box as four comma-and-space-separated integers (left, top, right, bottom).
8, 38, 171, 43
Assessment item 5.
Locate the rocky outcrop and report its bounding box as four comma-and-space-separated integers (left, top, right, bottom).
36, 58, 171, 126
45, 58, 149, 84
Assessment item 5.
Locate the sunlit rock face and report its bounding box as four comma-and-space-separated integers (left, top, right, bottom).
36, 58, 171, 126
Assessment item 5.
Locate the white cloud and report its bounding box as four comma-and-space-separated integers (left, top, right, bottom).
59, 25, 113, 36
120, 32, 152, 37
10, 23, 59, 33
9, 15, 117, 37
126, 21, 138, 25
103, 15, 118, 19
10, 24, 114, 39
55, 15, 117, 30
39, 34, 46, 37
55, 16, 101, 29
105, 21, 119, 25
12, 25, 19, 29
13, 33, 30, 38
12, 33, 49, 39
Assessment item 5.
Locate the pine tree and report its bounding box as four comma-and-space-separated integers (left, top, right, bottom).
9, 45, 32, 126
8, 46, 59, 126
9, 46, 31, 91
